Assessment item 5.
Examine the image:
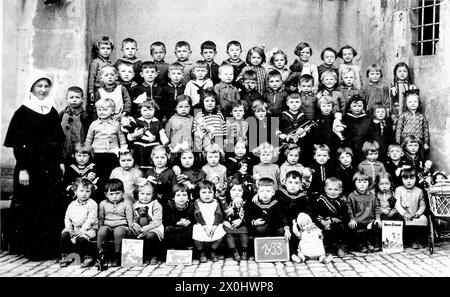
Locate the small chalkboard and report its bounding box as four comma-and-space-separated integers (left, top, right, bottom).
254, 236, 290, 262
166, 250, 193, 266
121, 239, 144, 267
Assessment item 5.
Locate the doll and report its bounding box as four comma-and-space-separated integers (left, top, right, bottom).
292, 213, 332, 264
120, 115, 154, 143
332, 112, 346, 141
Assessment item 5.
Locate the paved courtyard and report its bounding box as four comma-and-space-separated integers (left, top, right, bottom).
0, 242, 449, 277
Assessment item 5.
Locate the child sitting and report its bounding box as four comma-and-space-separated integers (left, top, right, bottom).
150, 41, 170, 83
163, 184, 195, 250
376, 172, 402, 221
131, 181, 163, 265
357, 140, 386, 190
264, 70, 288, 116
223, 177, 250, 261
245, 178, 291, 240
395, 168, 428, 249
338, 67, 359, 110
114, 38, 143, 85
97, 179, 133, 269
165, 95, 194, 149
334, 147, 356, 196
215, 64, 241, 115
109, 150, 142, 202
315, 177, 349, 258
298, 74, 317, 120
192, 180, 226, 262
222, 40, 247, 87
279, 144, 305, 186
292, 212, 332, 263
60, 86, 90, 161
317, 47, 339, 90
252, 143, 280, 190
202, 144, 228, 208
240, 70, 264, 117
201, 40, 220, 85
384, 144, 409, 188
360, 64, 390, 115
60, 178, 98, 268
347, 171, 382, 253
175, 41, 195, 85
184, 60, 214, 109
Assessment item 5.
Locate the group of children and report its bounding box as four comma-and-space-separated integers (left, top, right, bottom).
58, 36, 440, 269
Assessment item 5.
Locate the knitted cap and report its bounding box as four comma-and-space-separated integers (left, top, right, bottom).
297, 212, 312, 225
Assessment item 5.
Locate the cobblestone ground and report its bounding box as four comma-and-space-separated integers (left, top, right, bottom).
1, 243, 449, 277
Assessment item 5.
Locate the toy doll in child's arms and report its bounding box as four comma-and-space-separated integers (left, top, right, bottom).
332, 113, 346, 141
120, 116, 155, 142
194, 117, 215, 150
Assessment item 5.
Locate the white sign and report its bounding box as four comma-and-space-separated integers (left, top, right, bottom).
166, 250, 193, 266
121, 239, 144, 267
382, 220, 404, 253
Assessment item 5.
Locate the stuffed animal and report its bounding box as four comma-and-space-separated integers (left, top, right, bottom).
133, 205, 151, 238
292, 212, 332, 264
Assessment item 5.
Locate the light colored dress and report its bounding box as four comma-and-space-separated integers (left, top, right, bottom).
298, 227, 326, 258
192, 200, 226, 242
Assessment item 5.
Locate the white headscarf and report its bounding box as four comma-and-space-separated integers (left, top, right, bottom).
23, 71, 55, 115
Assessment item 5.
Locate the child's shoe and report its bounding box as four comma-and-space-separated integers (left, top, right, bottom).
358, 244, 368, 254
411, 241, 420, 249
366, 241, 375, 253
59, 253, 71, 268
80, 256, 94, 268
96, 250, 108, 271
199, 253, 208, 263
210, 251, 220, 262
319, 254, 333, 264
110, 253, 121, 267
336, 246, 346, 258
241, 251, 248, 261
232, 250, 241, 262
150, 256, 158, 265
291, 254, 302, 263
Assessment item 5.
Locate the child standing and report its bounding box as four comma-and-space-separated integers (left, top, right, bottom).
384, 144, 408, 188
93, 65, 132, 120
252, 143, 280, 190
338, 67, 359, 109
175, 41, 195, 85
173, 148, 206, 191
368, 103, 394, 162
360, 64, 390, 115
279, 144, 305, 186
184, 60, 214, 109
337, 45, 362, 90
334, 147, 356, 196
237, 46, 267, 96
240, 70, 264, 116
266, 49, 291, 83
127, 99, 169, 169
395, 89, 430, 151
162, 63, 186, 119
163, 184, 195, 250
343, 94, 371, 164
192, 181, 226, 262
117, 61, 137, 95
401, 135, 425, 173
85, 98, 127, 192
165, 95, 194, 149
357, 140, 386, 189
226, 101, 249, 152
298, 74, 317, 120
226, 137, 254, 179
202, 144, 228, 207
315, 177, 349, 258
60, 178, 98, 268
277, 93, 307, 146
131, 181, 164, 265
60, 86, 90, 161
221, 40, 247, 86
264, 70, 288, 116
114, 38, 143, 85
97, 179, 133, 268
317, 70, 345, 114
347, 171, 382, 253
214, 64, 241, 115
376, 172, 402, 221
201, 40, 220, 85
223, 177, 249, 261
193, 89, 227, 152
390, 62, 416, 121
394, 168, 428, 249
88, 36, 114, 107
310, 144, 335, 197
150, 41, 170, 83
317, 47, 339, 90
110, 150, 142, 202
291, 42, 319, 92
249, 100, 275, 153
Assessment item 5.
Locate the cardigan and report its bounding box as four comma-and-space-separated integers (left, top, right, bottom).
63, 198, 98, 240
214, 82, 241, 116
98, 199, 134, 228
85, 118, 127, 153
346, 190, 381, 224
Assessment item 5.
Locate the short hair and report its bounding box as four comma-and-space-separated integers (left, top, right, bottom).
226, 40, 242, 51
362, 140, 380, 155
150, 41, 166, 54
317, 95, 334, 108
200, 87, 220, 114
174, 94, 192, 108
401, 135, 422, 148
193, 60, 208, 71
118, 149, 133, 159
243, 70, 257, 81
258, 177, 276, 188
284, 143, 301, 157
393, 62, 412, 83
270, 49, 288, 65
366, 64, 383, 77
200, 40, 217, 52
388, 143, 403, 152
151, 145, 168, 160
230, 100, 248, 113
337, 45, 358, 59
99, 65, 117, 76
337, 147, 353, 158
93, 36, 115, 56
267, 69, 282, 80
253, 142, 276, 158
340, 66, 356, 81
400, 167, 417, 180
370, 102, 387, 117
104, 178, 124, 193
218, 64, 233, 75
294, 42, 312, 57
286, 92, 301, 102
116, 60, 134, 70
320, 70, 337, 82
73, 142, 94, 158
67, 86, 84, 97
314, 144, 330, 154
95, 98, 115, 110
299, 74, 314, 85
73, 177, 95, 191
121, 37, 137, 48
227, 176, 245, 193
246, 47, 266, 65
403, 89, 422, 112
204, 143, 225, 158
175, 41, 191, 50
197, 180, 216, 195
286, 170, 302, 180
168, 62, 184, 72
352, 171, 371, 186
347, 94, 366, 111
139, 99, 159, 111
375, 172, 393, 188
320, 47, 337, 61
252, 100, 268, 113
137, 181, 154, 196
172, 183, 190, 194
325, 177, 343, 189
140, 61, 158, 72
